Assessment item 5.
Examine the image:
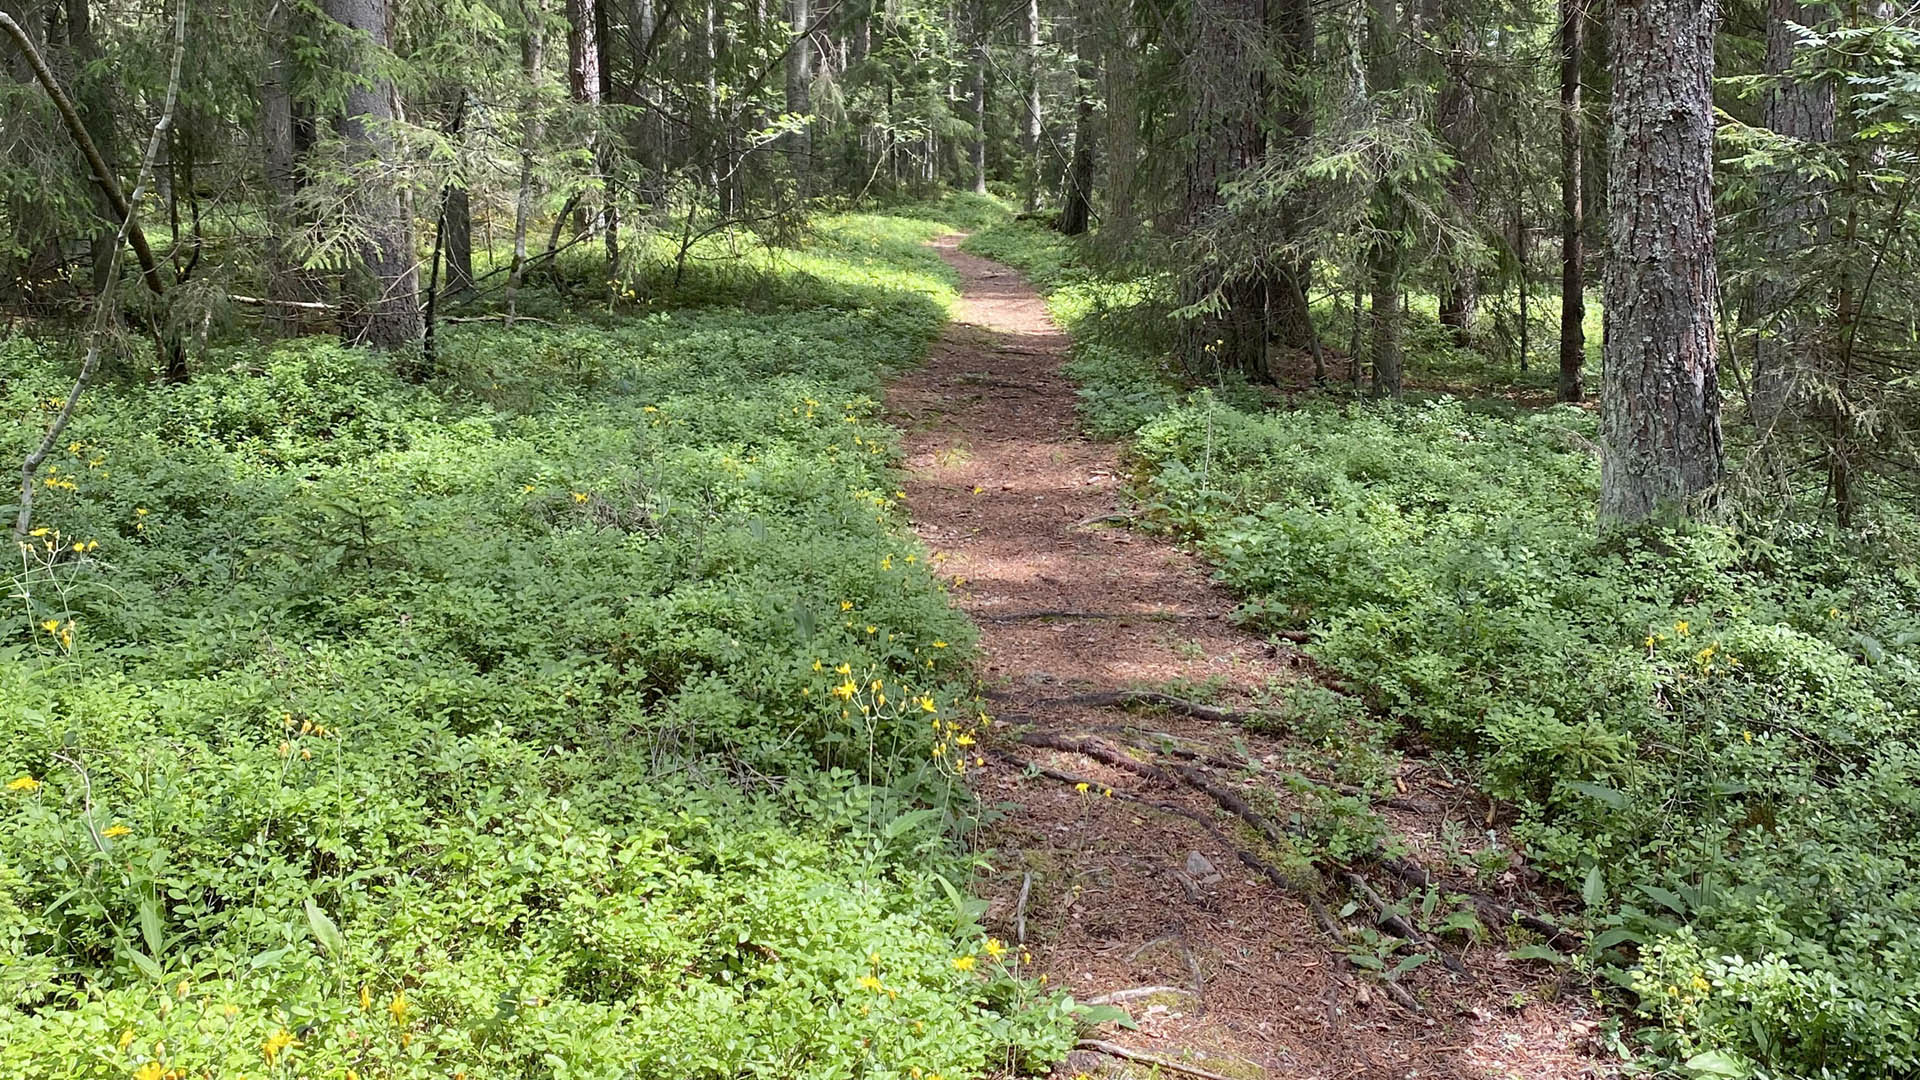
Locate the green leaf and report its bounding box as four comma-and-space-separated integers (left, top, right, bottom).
305, 898, 347, 957
1508, 944, 1566, 965
138, 898, 165, 960
1581, 865, 1606, 908
1683, 1049, 1752, 1077
1075, 1003, 1138, 1031
1386, 953, 1430, 981
1564, 780, 1627, 809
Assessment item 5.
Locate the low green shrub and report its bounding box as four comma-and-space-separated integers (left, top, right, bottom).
0, 213, 1077, 1078
968, 221, 1920, 1079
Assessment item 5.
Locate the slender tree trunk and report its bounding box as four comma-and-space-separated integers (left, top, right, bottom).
1104, 11, 1138, 234
1365, 0, 1406, 397
1022, 0, 1042, 212
969, 20, 988, 195
1599, 0, 1722, 520
566, 0, 601, 231
321, 0, 424, 353
65, 0, 118, 294
1433, 0, 1479, 345
262, 0, 304, 333
1750, 0, 1835, 429
593, 0, 619, 269
1556, 0, 1585, 401
786, 0, 813, 191
507, 15, 545, 322
1058, 20, 1095, 235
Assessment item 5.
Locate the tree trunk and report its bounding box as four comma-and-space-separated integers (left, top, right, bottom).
786, 0, 813, 191
1556, 0, 1584, 402
321, 0, 424, 353
1177, 0, 1267, 376
1432, 0, 1479, 346
1058, 23, 1095, 235
507, 15, 544, 322
566, 0, 601, 231
593, 0, 619, 269
65, 0, 118, 294
1750, 0, 1835, 430
262, 0, 304, 332
1365, 0, 1406, 397
1104, 11, 1138, 234
1022, 0, 1041, 212
1599, 0, 1722, 520
969, 30, 988, 194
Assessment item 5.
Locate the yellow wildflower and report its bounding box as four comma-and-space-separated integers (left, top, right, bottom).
932, 640, 948, 649
389, 990, 409, 1025
1075, 782, 1090, 794
1675, 620, 1690, 636
840, 600, 854, 611
572, 492, 589, 503
262, 1028, 297, 1064
952, 955, 976, 972
6, 776, 39, 793
918, 696, 937, 713
102, 824, 132, 839
857, 974, 884, 992
983, 938, 1006, 959
118, 1029, 137, 1050
133, 1064, 165, 1080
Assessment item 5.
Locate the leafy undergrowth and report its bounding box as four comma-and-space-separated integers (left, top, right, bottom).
0, 204, 1080, 1078
966, 221, 1920, 1079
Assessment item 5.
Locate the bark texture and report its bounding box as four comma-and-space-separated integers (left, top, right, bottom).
1556, 0, 1584, 401
1750, 0, 1835, 428
322, 0, 424, 351
1600, 0, 1722, 519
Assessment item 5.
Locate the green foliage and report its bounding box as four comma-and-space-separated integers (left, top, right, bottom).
974, 222, 1920, 1079
0, 213, 1076, 1078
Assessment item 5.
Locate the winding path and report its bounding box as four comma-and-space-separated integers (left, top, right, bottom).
887, 235, 1609, 1080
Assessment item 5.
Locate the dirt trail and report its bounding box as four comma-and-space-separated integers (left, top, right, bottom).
887, 236, 1613, 1080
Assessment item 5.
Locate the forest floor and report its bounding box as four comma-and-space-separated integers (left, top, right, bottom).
887, 235, 1616, 1080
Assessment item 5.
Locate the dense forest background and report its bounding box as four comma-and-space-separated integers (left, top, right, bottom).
4, 0, 1920, 1074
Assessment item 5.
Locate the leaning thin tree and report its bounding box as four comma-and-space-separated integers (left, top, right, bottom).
7, 0, 189, 540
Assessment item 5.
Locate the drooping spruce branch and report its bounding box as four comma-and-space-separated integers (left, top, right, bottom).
0, 12, 169, 298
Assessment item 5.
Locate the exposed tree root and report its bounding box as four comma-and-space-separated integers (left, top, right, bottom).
1076, 1039, 1246, 1080
995, 748, 1422, 1013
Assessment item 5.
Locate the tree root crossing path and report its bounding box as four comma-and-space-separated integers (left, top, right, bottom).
885, 235, 1615, 1080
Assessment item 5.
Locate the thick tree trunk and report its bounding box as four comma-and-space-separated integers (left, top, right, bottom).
593, 0, 619, 268
1433, 1, 1479, 346
444, 185, 474, 293
321, 0, 423, 352
1177, 0, 1267, 376
566, 0, 601, 229
1600, 0, 1722, 520
1750, 0, 1835, 429
1556, 0, 1584, 402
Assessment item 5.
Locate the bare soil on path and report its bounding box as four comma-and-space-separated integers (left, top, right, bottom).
886, 235, 1615, 1080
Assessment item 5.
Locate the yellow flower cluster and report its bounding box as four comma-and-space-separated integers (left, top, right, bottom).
6, 776, 41, 793
39, 617, 76, 651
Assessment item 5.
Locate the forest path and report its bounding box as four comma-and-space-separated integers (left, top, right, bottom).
886, 235, 1611, 1080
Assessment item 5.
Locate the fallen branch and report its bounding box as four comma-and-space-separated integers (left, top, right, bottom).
1076, 1040, 1243, 1080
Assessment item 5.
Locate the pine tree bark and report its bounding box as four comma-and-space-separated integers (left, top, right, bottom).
1599, 0, 1722, 520
1556, 0, 1584, 402
1177, 0, 1267, 376
1058, 21, 1095, 235
1103, 10, 1138, 235
969, 25, 988, 194
1750, 0, 1834, 429
321, 0, 424, 352
262, 0, 304, 331
786, 0, 813, 191
507, 15, 544, 322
